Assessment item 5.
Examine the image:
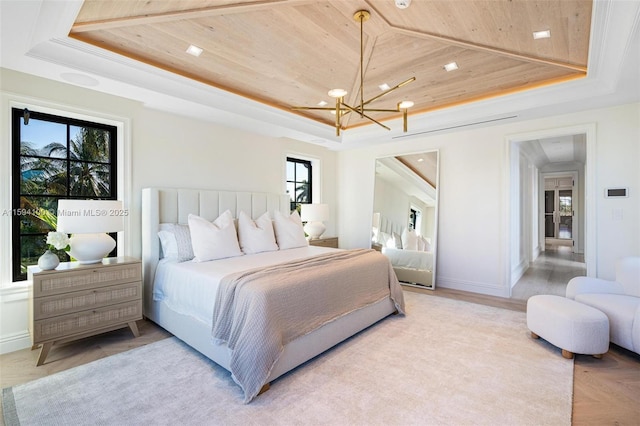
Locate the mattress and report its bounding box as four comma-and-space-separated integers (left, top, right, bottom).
153, 245, 338, 326
382, 247, 433, 270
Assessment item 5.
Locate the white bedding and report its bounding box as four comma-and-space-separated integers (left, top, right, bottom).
153, 245, 338, 326
382, 246, 433, 270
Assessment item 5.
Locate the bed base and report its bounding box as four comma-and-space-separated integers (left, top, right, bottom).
151, 297, 395, 387
394, 267, 434, 290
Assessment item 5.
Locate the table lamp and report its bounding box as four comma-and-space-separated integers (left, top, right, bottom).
301, 203, 329, 240
56, 199, 124, 264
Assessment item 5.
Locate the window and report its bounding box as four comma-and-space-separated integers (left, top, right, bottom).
286, 157, 312, 211
11, 108, 118, 281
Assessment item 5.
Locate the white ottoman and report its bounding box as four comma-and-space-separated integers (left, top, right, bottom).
526, 295, 609, 359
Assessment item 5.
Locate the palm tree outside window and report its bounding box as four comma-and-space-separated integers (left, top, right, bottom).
11, 108, 117, 281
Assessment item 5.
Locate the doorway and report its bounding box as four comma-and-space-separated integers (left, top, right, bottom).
507, 124, 596, 298
544, 173, 578, 250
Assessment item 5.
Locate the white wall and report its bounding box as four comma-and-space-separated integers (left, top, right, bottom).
338, 102, 640, 296
0, 69, 338, 353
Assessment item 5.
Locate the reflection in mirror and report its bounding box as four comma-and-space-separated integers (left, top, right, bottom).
372, 151, 439, 289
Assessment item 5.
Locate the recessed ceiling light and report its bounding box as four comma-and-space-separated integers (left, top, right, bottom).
186, 44, 203, 57
533, 30, 551, 39
417, 158, 424, 162
444, 62, 459, 72
379, 83, 391, 91
317, 100, 328, 107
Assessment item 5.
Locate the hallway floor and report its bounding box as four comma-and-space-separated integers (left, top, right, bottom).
511, 245, 586, 300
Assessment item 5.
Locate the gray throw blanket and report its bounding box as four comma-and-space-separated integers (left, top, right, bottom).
211, 249, 405, 403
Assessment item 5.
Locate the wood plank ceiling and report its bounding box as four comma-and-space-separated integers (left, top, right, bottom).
70, 0, 592, 132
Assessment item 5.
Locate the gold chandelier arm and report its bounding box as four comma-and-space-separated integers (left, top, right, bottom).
291, 106, 344, 111
362, 77, 416, 107
341, 103, 391, 131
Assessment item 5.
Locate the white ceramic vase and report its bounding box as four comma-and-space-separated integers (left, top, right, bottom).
38, 250, 59, 270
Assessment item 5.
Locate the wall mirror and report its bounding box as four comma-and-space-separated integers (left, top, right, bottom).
372, 151, 439, 289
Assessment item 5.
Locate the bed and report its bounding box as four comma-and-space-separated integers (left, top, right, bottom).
373, 215, 435, 290
382, 247, 434, 289
141, 188, 404, 403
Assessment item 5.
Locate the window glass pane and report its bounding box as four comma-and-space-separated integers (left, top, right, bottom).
295, 162, 309, 181
295, 183, 310, 204
286, 182, 296, 202
70, 126, 111, 163
20, 235, 47, 273
286, 161, 295, 181
19, 196, 58, 233
21, 119, 67, 158
69, 162, 111, 197
20, 158, 67, 195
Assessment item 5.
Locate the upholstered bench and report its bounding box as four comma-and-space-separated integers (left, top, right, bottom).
526, 294, 609, 359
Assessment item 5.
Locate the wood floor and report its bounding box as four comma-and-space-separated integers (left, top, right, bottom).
2, 289, 639, 425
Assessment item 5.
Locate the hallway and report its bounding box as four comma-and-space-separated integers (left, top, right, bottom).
511, 246, 586, 300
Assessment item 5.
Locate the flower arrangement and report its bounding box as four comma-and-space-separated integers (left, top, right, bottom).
46, 231, 70, 252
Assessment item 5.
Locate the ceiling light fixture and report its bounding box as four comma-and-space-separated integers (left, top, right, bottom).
292, 10, 415, 136
533, 30, 551, 39
444, 62, 459, 72
395, 0, 411, 9
186, 44, 203, 57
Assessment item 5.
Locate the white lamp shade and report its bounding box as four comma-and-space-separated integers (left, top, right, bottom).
300, 204, 329, 222
57, 200, 124, 234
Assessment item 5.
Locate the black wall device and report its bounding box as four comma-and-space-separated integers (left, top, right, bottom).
605, 188, 628, 198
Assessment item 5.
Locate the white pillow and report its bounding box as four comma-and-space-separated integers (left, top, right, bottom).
401, 228, 418, 251
273, 210, 308, 250
237, 211, 278, 254
158, 223, 193, 262
188, 211, 243, 262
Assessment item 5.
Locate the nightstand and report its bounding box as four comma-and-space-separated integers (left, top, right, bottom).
308, 237, 339, 248
28, 256, 143, 366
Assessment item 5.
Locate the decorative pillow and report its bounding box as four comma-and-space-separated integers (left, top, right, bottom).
378, 231, 392, 248
237, 211, 278, 254
273, 210, 308, 250
392, 232, 403, 249
402, 228, 419, 251
422, 236, 432, 252
158, 223, 194, 262
188, 211, 243, 262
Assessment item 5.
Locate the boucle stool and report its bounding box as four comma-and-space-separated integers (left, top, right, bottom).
526, 294, 609, 359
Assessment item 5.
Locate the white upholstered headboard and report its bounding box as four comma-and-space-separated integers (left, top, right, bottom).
141, 187, 290, 317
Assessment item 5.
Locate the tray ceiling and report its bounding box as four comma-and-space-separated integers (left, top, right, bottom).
70, 0, 592, 133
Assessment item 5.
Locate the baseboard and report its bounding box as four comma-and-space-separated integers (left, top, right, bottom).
0, 330, 31, 355
436, 277, 510, 298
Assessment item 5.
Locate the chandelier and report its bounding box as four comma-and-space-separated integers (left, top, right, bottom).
292, 10, 416, 136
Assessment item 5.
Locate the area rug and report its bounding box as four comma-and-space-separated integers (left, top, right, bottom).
2, 292, 573, 425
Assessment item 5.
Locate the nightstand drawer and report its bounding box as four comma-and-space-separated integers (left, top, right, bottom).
309, 237, 338, 248
32, 300, 142, 343
33, 282, 141, 321
33, 263, 141, 297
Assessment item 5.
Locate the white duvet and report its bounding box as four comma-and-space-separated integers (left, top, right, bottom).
153, 245, 338, 326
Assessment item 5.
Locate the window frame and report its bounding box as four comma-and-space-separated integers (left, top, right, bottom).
1, 96, 131, 288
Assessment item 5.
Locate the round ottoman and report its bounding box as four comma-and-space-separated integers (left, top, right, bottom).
526, 294, 609, 359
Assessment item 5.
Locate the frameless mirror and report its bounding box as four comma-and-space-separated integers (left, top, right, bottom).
371, 151, 439, 289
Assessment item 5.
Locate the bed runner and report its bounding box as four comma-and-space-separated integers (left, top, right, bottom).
212, 248, 404, 402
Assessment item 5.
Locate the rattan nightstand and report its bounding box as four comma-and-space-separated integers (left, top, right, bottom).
28, 256, 142, 366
